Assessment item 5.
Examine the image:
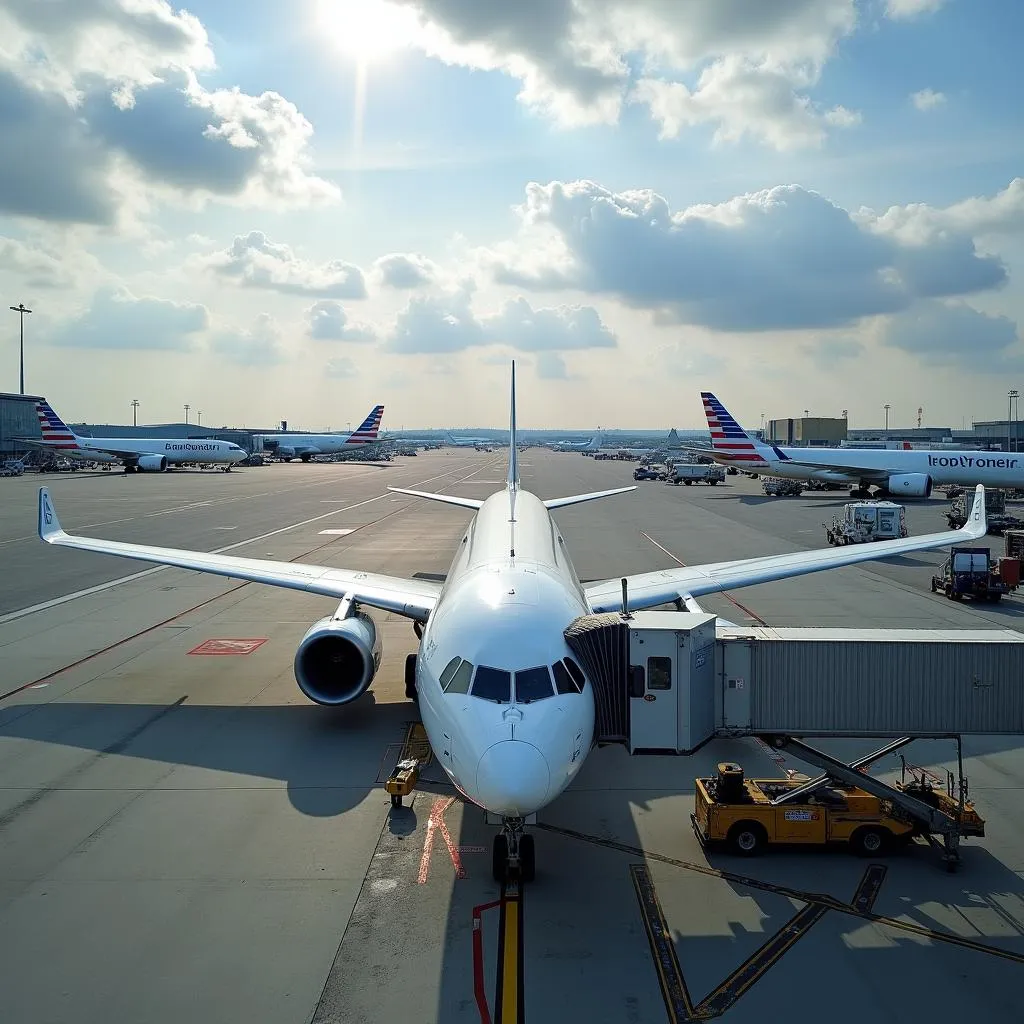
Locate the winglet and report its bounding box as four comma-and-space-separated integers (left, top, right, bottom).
38, 487, 66, 543
507, 359, 519, 490
962, 484, 987, 539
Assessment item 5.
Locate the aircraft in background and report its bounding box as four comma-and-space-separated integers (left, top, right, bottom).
444, 431, 497, 448
695, 393, 1024, 498
255, 405, 384, 462
551, 432, 604, 452
36, 363, 986, 882
17, 400, 246, 472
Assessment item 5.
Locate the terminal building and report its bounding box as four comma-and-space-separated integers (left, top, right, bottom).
767, 416, 848, 447
0, 392, 43, 457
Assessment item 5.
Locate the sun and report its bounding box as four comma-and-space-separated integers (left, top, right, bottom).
317, 0, 421, 63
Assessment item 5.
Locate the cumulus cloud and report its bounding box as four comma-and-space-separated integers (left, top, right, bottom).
882, 302, 1022, 369
210, 313, 285, 366
911, 88, 945, 110
200, 231, 366, 298
384, 284, 617, 354
0, 236, 76, 288
49, 285, 207, 350
305, 300, 377, 341
0, 1, 336, 224
489, 179, 1007, 332
385, 0, 861, 148
885, 0, 948, 19
372, 253, 438, 288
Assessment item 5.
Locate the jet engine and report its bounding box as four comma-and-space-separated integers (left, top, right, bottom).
136, 454, 168, 472
293, 608, 381, 705
886, 473, 932, 498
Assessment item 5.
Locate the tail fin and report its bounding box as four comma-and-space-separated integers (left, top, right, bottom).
701, 392, 776, 465
36, 400, 80, 450
349, 404, 384, 444
507, 360, 519, 490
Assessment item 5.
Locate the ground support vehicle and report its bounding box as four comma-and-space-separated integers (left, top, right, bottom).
826, 501, 907, 545
931, 546, 1014, 601
805, 479, 844, 491
668, 464, 725, 486
762, 477, 803, 496
692, 743, 984, 869
633, 466, 660, 481
946, 489, 1023, 534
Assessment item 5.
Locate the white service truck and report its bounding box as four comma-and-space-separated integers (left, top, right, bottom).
667, 464, 726, 486
825, 501, 908, 545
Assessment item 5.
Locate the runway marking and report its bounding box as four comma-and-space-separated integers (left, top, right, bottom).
541, 822, 1024, 967
417, 796, 464, 884
187, 638, 268, 656
494, 880, 525, 1024
639, 531, 766, 625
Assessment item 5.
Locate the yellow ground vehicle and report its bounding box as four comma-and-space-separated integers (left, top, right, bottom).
692, 762, 984, 858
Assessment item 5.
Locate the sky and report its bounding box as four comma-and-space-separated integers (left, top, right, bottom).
1, 0, 1023, 432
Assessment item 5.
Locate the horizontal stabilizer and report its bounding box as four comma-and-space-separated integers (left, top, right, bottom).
544, 486, 636, 510
387, 486, 484, 510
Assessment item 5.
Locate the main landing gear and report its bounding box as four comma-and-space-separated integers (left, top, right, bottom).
492, 817, 535, 884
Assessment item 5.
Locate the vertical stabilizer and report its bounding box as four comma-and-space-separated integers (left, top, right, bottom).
36, 400, 81, 451
507, 360, 519, 490
701, 392, 777, 465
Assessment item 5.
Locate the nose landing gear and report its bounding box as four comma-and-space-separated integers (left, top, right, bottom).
492, 817, 535, 884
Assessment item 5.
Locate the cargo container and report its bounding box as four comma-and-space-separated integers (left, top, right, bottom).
1005, 530, 1024, 560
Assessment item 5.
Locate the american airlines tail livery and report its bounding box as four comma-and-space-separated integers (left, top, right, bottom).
18, 400, 246, 472
35, 363, 986, 883
700, 393, 1023, 497
256, 405, 384, 461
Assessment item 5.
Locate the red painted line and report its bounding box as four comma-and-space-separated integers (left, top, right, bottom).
438, 811, 466, 879
472, 899, 503, 1024
417, 797, 443, 884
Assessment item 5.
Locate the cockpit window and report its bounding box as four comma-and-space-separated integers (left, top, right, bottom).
440, 657, 474, 694
514, 666, 554, 703
564, 657, 586, 690
471, 665, 511, 703
553, 659, 584, 694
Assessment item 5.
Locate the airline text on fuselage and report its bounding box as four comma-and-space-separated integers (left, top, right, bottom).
927, 455, 1019, 469
165, 443, 220, 452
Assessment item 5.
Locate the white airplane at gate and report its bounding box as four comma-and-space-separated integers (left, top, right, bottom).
35, 363, 987, 882
696, 392, 1024, 497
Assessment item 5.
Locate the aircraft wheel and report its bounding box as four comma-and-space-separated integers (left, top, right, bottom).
519, 834, 536, 883
492, 835, 509, 882
404, 653, 418, 701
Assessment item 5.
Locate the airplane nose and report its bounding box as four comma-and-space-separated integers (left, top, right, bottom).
476, 740, 550, 816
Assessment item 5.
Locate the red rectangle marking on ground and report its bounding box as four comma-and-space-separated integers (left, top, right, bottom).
188, 638, 268, 656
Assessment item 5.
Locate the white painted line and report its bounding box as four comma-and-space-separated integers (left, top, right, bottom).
214, 526, 238, 530
0, 494, 386, 626
146, 501, 213, 517
318, 529, 354, 535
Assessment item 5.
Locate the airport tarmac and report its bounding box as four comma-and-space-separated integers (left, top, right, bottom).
1, 450, 1022, 1024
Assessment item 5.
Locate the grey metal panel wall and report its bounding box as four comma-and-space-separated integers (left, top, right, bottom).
0, 394, 42, 454
742, 638, 1024, 733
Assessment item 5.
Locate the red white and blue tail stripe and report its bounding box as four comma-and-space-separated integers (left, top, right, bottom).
701, 392, 769, 465
347, 405, 384, 445
36, 400, 81, 451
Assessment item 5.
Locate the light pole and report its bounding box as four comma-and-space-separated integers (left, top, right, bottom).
184, 403, 190, 424
131, 399, 139, 427
9, 303, 32, 395
1009, 390, 1019, 452
197, 410, 202, 427
884, 404, 891, 432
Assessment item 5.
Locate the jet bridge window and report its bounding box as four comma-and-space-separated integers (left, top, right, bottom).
647, 656, 672, 690
514, 666, 554, 703
471, 666, 511, 703
440, 657, 474, 694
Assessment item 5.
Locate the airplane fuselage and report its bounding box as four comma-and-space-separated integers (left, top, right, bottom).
260, 433, 377, 459
710, 447, 1024, 488
37, 436, 245, 466
415, 489, 595, 817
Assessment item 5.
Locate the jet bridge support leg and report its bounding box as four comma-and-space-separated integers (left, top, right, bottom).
764, 735, 965, 871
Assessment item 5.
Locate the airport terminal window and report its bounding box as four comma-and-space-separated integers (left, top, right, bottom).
552, 660, 582, 694
647, 656, 672, 690
471, 666, 511, 703
514, 666, 554, 703
445, 659, 474, 694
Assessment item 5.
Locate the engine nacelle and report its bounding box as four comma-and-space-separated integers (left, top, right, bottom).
886, 472, 932, 498
293, 610, 381, 705
136, 454, 168, 472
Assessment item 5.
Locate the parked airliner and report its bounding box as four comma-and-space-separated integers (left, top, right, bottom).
36, 364, 986, 882
18, 400, 246, 472
255, 405, 384, 461
697, 393, 1024, 497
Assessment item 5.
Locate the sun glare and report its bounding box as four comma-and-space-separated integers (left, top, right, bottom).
318, 0, 421, 63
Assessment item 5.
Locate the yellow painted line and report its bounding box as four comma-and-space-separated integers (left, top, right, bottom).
501, 898, 519, 1023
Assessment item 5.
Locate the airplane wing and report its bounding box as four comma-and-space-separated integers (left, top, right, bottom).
544, 486, 637, 510
37, 488, 441, 621
769, 455, 888, 480
584, 485, 987, 613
